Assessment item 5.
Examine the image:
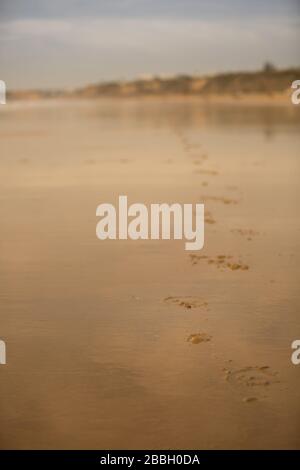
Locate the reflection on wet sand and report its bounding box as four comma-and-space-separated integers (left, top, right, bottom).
0, 99, 300, 449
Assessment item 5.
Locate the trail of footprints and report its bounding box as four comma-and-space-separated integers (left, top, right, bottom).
161, 130, 275, 402
17, 123, 278, 403
162, 295, 279, 402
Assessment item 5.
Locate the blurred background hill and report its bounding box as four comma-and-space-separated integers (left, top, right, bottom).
8, 66, 300, 100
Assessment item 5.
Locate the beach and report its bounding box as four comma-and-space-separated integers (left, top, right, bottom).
0, 98, 300, 449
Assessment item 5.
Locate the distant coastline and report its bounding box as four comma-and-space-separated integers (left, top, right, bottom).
7, 67, 300, 102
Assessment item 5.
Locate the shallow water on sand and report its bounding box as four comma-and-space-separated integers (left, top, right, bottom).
0, 99, 300, 449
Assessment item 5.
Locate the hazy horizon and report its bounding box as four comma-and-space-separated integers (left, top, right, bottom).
0, 0, 299, 90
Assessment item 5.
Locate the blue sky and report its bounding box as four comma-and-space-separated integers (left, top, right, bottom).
0, 0, 299, 89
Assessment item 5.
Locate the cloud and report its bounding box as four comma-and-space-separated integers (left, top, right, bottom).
0, 16, 299, 88
1, 16, 297, 48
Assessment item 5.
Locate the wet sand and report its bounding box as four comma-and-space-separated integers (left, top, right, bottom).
0, 99, 300, 449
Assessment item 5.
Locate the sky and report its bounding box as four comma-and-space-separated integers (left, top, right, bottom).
0, 0, 299, 89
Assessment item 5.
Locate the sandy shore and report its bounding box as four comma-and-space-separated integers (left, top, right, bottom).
0, 99, 300, 449
7, 91, 295, 107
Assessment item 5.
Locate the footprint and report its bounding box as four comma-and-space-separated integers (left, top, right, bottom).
224, 365, 279, 403
164, 296, 208, 310
189, 255, 249, 271
204, 211, 215, 224
225, 366, 279, 388
226, 262, 249, 271
242, 396, 258, 403
231, 228, 259, 241
194, 209, 215, 223
187, 333, 211, 344
189, 255, 209, 266
201, 196, 238, 204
